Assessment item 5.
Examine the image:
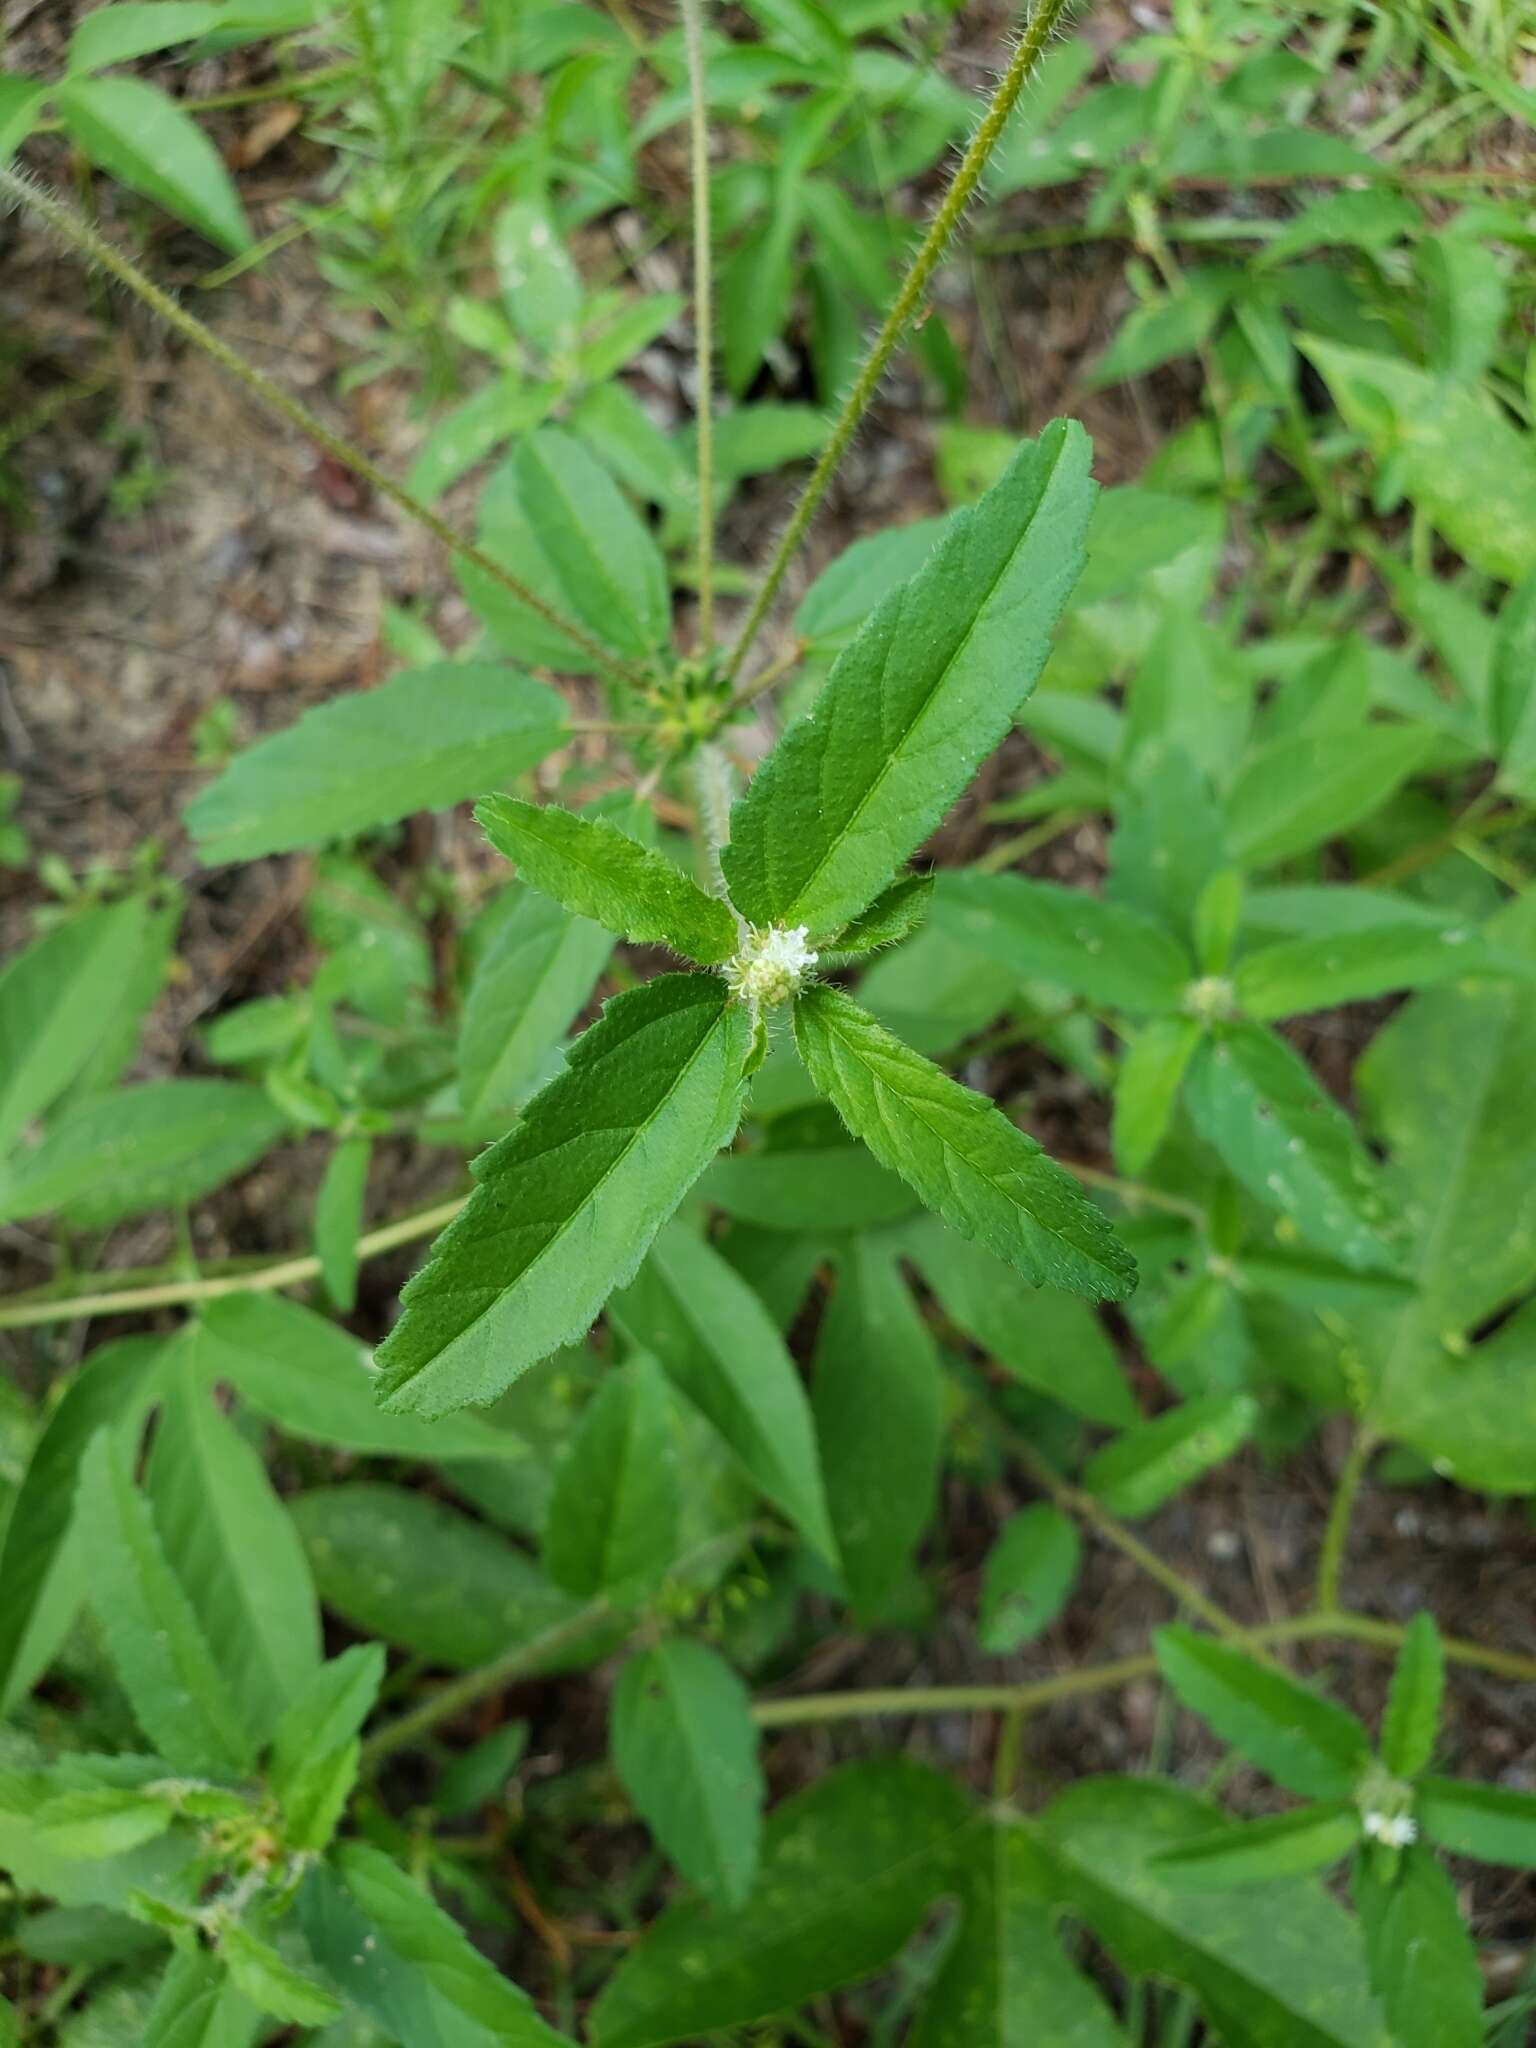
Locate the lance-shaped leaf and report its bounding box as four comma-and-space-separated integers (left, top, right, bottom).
612, 1223, 836, 1562
793, 984, 1135, 1301
543, 1355, 678, 1602
1186, 1024, 1400, 1273
1083, 1394, 1257, 1519
1155, 1627, 1371, 1799
0, 1335, 165, 1712
1155, 1803, 1360, 1888
940, 872, 1193, 1015
186, 665, 567, 864
1380, 1613, 1443, 1782
814, 1235, 942, 1617
301, 1843, 569, 2046
478, 796, 738, 964
1353, 1846, 1482, 2048
1418, 1778, 1536, 1868
978, 1507, 1081, 1654
458, 890, 614, 1117
824, 873, 933, 960
1233, 922, 1523, 1022
376, 975, 753, 1414
76, 1429, 255, 1776
612, 1640, 765, 1909
723, 421, 1095, 937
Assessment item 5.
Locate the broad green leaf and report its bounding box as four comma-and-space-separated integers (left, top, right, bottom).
1084, 1394, 1257, 1518
612, 1223, 836, 1560
1418, 235, 1506, 386
910, 1822, 1127, 2047
1090, 269, 1238, 384
978, 1505, 1080, 1653
57, 77, 250, 252
1353, 1845, 1482, 2048
793, 984, 1136, 1301
186, 665, 566, 864
1023, 1778, 1389, 2047
1113, 1016, 1202, 1174
1223, 726, 1431, 869
1380, 1614, 1443, 1781
478, 796, 737, 964
1357, 893, 1536, 1328
68, 3, 219, 69
1233, 922, 1514, 1020
290, 1484, 621, 1672
1155, 1803, 1359, 1888
458, 888, 614, 1116
76, 1429, 254, 1775
301, 1843, 569, 2046
720, 204, 799, 396
142, 1948, 260, 2048
408, 372, 558, 500
1301, 336, 1536, 583
145, 1349, 321, 1746
196, 1292, 525, 1462
611, 1641, 765, 1908
826, 872, 932, 957
220, 1924, 341, 2028
1491, 572, 1536, 796
495, 198, 582, 358
590, 1759, 972, 2048
1418, 1777, 1536, 1868
905, 1217, 1135, 1425
1155, 1626, 1370, 1799
1186, 1025, 1399, 1272
461, 426, 670, 666
64, 891, 182, 1105
939, 872, 1193, 1014
543, 1356, 678, 1602
0, 1336, 164, 1711
376, 975, 752, 1415
0, 898, 151, 1157
814, 1235, 941, 1616
723, 422, 1095, 937
315, 1134, 370, 1312
0, 1081, 285, 1227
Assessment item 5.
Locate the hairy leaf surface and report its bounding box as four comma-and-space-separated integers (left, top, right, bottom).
377, 975, 753, 1414
724, 422, 1095, 936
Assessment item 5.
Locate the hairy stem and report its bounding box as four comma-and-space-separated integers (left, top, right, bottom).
724, 0, 1077, 686
0, 166, 649, 691
1315, 1428, 1376, 1613
360, 1529, 748, 1771
1009, 1435, 1251, 1644
0, 1197, 467, 1332
752, 1611, 1536, 1728
680, 0, 717, 651
688, 741, 736, 902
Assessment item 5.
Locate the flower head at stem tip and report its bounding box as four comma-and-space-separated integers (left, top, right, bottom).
725, 924, 818, 1007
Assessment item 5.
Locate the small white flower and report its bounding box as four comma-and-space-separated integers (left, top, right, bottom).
725, 923, 817, 1007
1182, 974, 1236, 1021
1362, 1810, 1417, 1848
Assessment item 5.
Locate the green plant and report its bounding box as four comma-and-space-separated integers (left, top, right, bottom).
4, 1, 1536, 2044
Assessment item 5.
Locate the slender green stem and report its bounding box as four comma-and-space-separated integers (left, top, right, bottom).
1010, 1435, 1250, 1644
680, 0, 717, 652
0, 1196, 466, 1332
1315, 1429, 1376, 1614
723, 0, 1077, 685
689, 741, 737, 902
751, 1611, 1536, 1728
0, 166, 649, 692
360, 1529, 748, 1771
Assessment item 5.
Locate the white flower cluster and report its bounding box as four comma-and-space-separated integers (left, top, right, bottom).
725, 923, 817, 1007
1361, 1810, 1418, 1848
